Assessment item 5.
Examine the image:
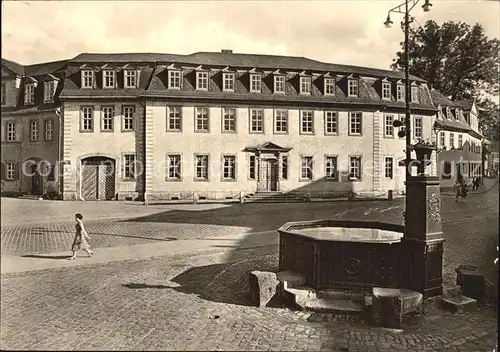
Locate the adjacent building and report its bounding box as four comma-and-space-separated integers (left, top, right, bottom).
3, 50, 441, 201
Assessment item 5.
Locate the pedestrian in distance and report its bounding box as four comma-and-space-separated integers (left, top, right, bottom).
460, 180, 468, 203
68, 213, 93, 260
453, 179, 462, 203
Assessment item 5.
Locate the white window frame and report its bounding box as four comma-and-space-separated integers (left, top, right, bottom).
194, 154, 209, 180
440, 132, 445, 148
168, 70, 182, 89
124, 70, 138, 88
300, 76, 312, 95
196, 71, 209, 91
222, 155, 236, 181
274, 75, 285, 94
325, 156, 338, 180
122, 106, 135, 131
397, 84, 405, 102
324, 111, 338, 135
449, 132, 455, 149
101, 106, 114, 131
384, 157, 394, 179
274, 109, 288, 134
411, 86, 419, 103
458, 134, 463, 148
300, 110, 314, 134
300, 156, 313, 180
414, 116, 423, 138
250, 74, 262, 93
222, 73, 235, 92
222, 107, 236, 132
123, 154, 136, 180
44, 119, 54, 141
249, 154, 256, 180
249, 108, 264, 133
281, 155, 288, 180
43, 81, 56, 103
82, 70, 94, 89
80, 106, 94, 132
348, 79, 358, 97
24, 84, 35, 105
6, 162, 15, 180
324, 78, 335, 96
384, 114, 394, 138
30, 120, 39, 141
349, 112, 362, 135
349, 156, 362, 180
382, 82, 391, 100
167, 106, 182, 131
195, 107, 209, 132
166, 154, 182, 180
103, 70, 116, 88
6, 122, 16, 142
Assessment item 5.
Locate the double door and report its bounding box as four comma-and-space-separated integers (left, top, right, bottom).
81, 157, 115, 200
258, 159, 278, 192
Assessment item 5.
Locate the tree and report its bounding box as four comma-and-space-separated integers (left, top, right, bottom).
392, 20, 499, 141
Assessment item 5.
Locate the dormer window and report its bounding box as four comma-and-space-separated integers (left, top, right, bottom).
124, 70, 138, 88
397, 84, 405, 101
382, 82, 391, 100
464, 112, 470, 125
24, 83, 35, 105
43, 81, 56, 103
82, 70, 94, 88
103, 70, 116, 88
196, 71, 209, 91
222, 72, 235, 92
250, 74, 261, 93
169, 70, 182, 89
411, 85, 419, 103
438, 106, 444, 119
348, 79, 358, 97
300, 76, 311, 95
274, 75, 285, 94
324, 77, 335, 96
446, 107, 452, 120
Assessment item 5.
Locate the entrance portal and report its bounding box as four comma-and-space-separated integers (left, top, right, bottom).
80, 157, 116, 200
260, 159, 278, 192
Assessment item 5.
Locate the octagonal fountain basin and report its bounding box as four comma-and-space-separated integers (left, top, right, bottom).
278, 220, 405, 293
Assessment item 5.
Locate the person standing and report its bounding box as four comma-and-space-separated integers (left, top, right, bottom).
453, 179, 461, 203
68, 213, 93, 260
460, 179, 468, 203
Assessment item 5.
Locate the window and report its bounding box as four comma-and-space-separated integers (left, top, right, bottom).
166, 154, 181, 180
44, 81, 56, 103
414, 116, 422, 138
458, 134, 463, 148
385, 157, 394, 179
123, 154, 136, 180
44, 119, 54, 141
249, 155, 256, 180
442, 161, 452, 179
440, 132, 445, 148
167, 106, 182, 131
24, 84, 35, 105
222, 155, 236, 180
281, 155, 288, 179
82, 70, 94, 88
223, 73, 235, 92
449, 133, 455, 148
30, 120, 39, 141
300, 110, 314, 134
1, 83, 5, 105
274, 109, 288, 133
250, 74, 261, 93
464, 113, 470, 125
124, 70, 137, 88
103, 70, 116, 88
195, 154, 209, 180
382, 82, 391, 100
222, 108, 236, 132
250, 108, 264, 133
80, 107, 94, 132
348, 79, 358, 97
324, 78, 335, 95
349, 156, 362, 180
349, 112, 362, 135
324, 111, 338, 135
300, 76, 311, 95
384, 114, 394, 138
411, 86, 419, 103
397, 85, 405, 101
6, 162, 15, 180
438, 107, 444, 120
169, 70, 182, 89
101, 106, 114, 131
397, 116, 405, 139
325, 156, 338, 180
274, 75, 285, 93
196, 71, 209, 90
300, 156, 313, 180
122, 106, 135, 131
6, 122, 15, 142
195, 107, 209, 132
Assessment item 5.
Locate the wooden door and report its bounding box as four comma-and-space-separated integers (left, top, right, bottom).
81, 159, 99, 200
98, 160, 115, 200
260, 159, 278, 191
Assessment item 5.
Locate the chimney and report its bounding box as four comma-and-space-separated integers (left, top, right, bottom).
221, 49, 233, 54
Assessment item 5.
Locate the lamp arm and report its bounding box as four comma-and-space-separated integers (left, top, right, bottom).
388, 0, 420, 15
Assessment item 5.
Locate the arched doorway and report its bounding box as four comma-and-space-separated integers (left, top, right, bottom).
80, 157, 116, 200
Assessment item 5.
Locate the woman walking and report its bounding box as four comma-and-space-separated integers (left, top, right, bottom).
453, 179, 462, 203
68, 213, 93, 260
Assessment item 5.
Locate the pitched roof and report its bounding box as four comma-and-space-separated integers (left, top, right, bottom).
2, 58, 24, 76
430, 89, 456, 107
24, 59, 68, 76
456, 99, 474, 111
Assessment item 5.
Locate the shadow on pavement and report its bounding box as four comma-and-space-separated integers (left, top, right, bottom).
21, 254, 71, 260
122, 283, 172, 289
33, 229, 178, 243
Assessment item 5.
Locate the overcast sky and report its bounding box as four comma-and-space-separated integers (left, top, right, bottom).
1, 0, 499, 70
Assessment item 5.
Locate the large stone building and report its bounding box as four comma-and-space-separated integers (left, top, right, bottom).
2, 50, 443, 201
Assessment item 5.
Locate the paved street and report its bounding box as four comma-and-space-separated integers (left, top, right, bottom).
1, 181, 498, 351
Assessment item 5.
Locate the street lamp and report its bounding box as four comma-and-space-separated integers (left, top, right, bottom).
384, 0, 432, 191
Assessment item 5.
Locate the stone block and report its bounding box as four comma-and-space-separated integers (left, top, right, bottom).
441, 295, 477, 313
455, 265, 486, 303
248, 270, 279, 308
371, 288, 403, 329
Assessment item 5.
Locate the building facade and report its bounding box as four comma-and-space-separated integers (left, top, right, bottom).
2, 50, 439, 201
